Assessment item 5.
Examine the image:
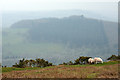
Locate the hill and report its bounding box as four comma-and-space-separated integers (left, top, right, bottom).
2, 15, 118, 66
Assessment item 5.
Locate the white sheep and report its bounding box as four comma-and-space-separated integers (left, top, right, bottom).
88, 58, 94, 64
94, 57, 103, 64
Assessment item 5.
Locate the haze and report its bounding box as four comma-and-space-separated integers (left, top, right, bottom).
1, 0, 118, 22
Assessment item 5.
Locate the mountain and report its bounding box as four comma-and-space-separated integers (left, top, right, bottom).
2, 15, 118, 66
11, 15, 108, 47
2, 10, 111, 28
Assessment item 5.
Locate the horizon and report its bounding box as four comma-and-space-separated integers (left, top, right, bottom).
1, 1, 118, 24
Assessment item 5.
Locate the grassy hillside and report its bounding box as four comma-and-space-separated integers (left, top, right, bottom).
2, 16, 118, 66
2, 61, 119, 78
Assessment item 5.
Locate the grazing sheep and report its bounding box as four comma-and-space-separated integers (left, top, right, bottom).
88, 58, 94, 64
94, 57, 103, 64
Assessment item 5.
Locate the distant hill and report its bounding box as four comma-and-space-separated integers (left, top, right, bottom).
2, 10, 106, 28
2, 15, 118, 66
11, 15, 117, 47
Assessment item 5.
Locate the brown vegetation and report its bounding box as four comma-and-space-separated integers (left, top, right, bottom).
2, 64, 118, 78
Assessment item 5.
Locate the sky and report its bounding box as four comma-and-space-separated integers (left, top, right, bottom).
0, 0, 119, 11
0, 0, 119, 22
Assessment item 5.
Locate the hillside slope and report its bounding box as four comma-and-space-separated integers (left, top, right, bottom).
2, 15, 118, 66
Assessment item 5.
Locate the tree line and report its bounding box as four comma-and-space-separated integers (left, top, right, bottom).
12, 58, 52, 68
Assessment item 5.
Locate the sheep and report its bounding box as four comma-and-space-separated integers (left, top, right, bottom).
88, 58, 94, 64
94, 57, 103, 64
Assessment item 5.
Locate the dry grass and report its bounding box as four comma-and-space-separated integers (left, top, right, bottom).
2, 64, 118, 78
96, 64, 119, 78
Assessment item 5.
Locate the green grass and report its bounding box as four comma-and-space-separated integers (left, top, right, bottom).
2, 67, 40, 73
2, 60, 118, 73
65, 64, 90, 67
2, 66, 55, 73
93, 61, 118, 66
64, 61, 118, 67
3, 61, 116, 73
2, 61, 118, 73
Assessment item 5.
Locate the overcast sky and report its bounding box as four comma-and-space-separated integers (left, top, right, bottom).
0, 0, 119, 21
0, 0, 118, 11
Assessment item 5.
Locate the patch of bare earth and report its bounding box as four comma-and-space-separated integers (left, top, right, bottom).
2, 64, 118, 78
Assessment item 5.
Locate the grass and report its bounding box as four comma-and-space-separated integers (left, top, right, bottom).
87, 73, 97, 78
93, 61, 118, 66
2, 61, 118, 73
2, 61, 118, 78
2, 66, 55, 73
64, 61, 118, 67
2, 67, 40, 73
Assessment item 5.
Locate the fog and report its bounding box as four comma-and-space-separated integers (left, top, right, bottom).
1, 1, 118, 66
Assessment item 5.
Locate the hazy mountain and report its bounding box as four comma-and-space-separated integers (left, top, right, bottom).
2, 10, 111, 28
2, 15, 118, 66
11, 15, 108, 46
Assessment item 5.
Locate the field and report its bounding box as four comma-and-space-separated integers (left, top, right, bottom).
2, 61, 119, 78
